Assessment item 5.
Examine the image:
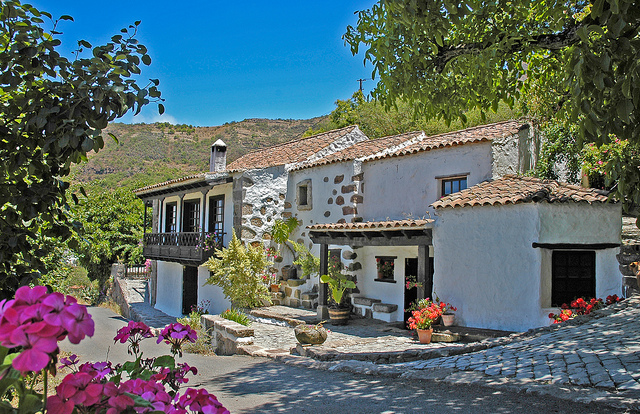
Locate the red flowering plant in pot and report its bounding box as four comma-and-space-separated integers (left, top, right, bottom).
407, 300, 445, 344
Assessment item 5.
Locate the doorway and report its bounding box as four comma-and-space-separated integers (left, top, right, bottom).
182, 266, 198, 315
404, 258, 418, 325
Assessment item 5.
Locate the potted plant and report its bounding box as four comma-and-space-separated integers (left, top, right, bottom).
433, 293, 457, 326
407, 300, 444, 343
320, 257, 356, 325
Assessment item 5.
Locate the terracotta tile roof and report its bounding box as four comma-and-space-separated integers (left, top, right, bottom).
225, 125, 361, 171
292, 131, 423, 171
431, 175, 611, 209
308, 219, 433, 231
133, 173, 206, 194
363, 121, 525, 162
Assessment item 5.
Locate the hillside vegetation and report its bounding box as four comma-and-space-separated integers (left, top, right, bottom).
70, 117, 327, 190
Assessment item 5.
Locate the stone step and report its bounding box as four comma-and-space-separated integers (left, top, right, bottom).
353, 297, 382, 306
301, 292, 318, 300
372, 303, 398, 313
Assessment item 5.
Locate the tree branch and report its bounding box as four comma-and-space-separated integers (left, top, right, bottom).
434, 24, 581, 73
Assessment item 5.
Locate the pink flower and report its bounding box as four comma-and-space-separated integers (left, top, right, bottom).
176, 388, 229, 414
9, 328, 58, 372
61, 303, 94, 344
157, 323, 197, 357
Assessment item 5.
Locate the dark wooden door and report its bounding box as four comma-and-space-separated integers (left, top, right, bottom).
404, 258, 418, 326
182, 266, 198, 314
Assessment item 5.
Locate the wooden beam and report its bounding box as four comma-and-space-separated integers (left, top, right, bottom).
317, 244, 329, 320
532, 242, 620, 250
309, 233, 432, 247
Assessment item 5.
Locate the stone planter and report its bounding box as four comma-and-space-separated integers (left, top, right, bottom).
294, 324, 328, 345
328, 308, 351, 325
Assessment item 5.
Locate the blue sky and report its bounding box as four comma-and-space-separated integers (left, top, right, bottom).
32, 1, 378, 126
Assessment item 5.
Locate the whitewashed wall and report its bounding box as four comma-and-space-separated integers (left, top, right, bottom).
361, 143, 494, 221
197, 266, 231, 315
433, 202, 622, 332
155, 261, 184, 317
354, 246, 421, 323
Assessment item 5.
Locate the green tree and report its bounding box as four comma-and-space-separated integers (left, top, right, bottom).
0, 1, 162, 295
345, 0, 640, 145
71, 187, 146, 290
345, 0, 640, 215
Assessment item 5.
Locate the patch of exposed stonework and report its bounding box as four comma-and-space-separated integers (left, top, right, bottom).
260, 207, 266, 215
283, 212, 292, 218
332, 189, 337, 195
279, 193, 285, 200
342, 184, 357, 194
242, 204, 253, 215
352, 173, 364, 181
251, 217, 264, 227
351, 194, 364, 203
328, 198, 333, 204
284, 202, 292, 209
337, 219, 346, 224
336, 196, 344, 205
342, 206, 357, 215
343, 251, 357, 260
242, 227, 257, 239
323, 177, 329, 182
334, 175, 344, 184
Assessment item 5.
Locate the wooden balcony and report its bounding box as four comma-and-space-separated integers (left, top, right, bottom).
143, 232, 223, 266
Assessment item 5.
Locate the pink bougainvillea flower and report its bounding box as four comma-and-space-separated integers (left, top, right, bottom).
176, 388, 230, 414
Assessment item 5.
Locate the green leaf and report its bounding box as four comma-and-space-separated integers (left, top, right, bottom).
142, 55, 151, 65
152, 355, 175, 368
158, 103, 165, 115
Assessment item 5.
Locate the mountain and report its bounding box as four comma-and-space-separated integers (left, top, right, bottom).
70, 117, 327, 190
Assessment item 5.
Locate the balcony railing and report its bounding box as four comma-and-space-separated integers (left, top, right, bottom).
143, 232, 224, 265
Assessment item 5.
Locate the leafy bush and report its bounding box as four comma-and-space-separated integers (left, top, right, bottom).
220, 308, 251, 326
204, 232, 272, 308
177, 312, 214, 355
291, 241, 320, 279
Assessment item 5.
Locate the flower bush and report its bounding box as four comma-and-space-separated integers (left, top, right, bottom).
548, 294, 622, 324
407, 300, 445, 330
405, 275, 422, 290
0, 285, 228, 413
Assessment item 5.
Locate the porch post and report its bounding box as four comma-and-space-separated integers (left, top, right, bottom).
143, 201, 149, 234
317, 243, 329, 320
418, 244, 433, 300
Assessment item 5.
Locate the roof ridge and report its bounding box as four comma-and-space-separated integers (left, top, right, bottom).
420, 120, 524, 142
233, 125, 358, 158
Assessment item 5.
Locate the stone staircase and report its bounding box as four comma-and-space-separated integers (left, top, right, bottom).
619, 216, 640, 297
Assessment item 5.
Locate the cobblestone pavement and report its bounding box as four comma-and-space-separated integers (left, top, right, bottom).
395, 297, 640, 391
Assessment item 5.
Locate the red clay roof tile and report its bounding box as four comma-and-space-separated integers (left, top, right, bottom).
431, 175, 611, 209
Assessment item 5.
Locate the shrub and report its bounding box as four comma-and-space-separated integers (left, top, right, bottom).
204, 232, 271, 308
177, 312, 214, 355
220, 308, 251, 327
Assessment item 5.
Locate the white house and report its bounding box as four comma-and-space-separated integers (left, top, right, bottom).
135, 120, 622, 332
430, 175, 621, 331
134, 126, 368, 317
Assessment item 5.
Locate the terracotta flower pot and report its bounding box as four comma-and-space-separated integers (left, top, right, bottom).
416, 328, 433, 344
442, 313, 455, 327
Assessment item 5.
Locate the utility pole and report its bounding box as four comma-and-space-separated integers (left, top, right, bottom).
357, 78, 367, 92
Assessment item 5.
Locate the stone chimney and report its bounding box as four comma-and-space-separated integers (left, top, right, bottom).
210, 139, 227, 173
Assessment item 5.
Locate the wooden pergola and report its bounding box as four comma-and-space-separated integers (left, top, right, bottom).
308, 219, 434, 318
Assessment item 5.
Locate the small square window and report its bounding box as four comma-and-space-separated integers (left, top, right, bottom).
375, 256, 396, 283
296, 179, 312, 210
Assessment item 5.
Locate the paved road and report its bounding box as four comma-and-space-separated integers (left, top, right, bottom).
60, 307, 629, 413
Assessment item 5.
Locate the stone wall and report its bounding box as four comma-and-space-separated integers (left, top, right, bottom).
201, 314, 254, 356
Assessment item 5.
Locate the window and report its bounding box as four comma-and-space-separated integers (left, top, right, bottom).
164, 203, 177, 232
296, 179, 312, 210
551, 251, 596, 306
441, 177, 467, 196
182, 200, 201, 233
208, 195, 224, 234
375, 256, 396, 283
